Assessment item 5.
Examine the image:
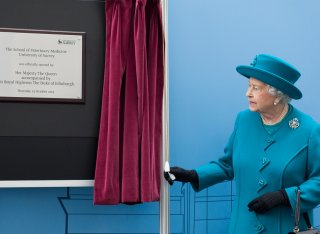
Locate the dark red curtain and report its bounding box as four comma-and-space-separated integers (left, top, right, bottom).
94, 0, 164, 205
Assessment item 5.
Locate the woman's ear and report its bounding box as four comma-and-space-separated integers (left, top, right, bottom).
273, 96, 282, 106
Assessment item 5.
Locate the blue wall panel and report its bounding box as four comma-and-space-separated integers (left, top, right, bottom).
168, 0, 320, 233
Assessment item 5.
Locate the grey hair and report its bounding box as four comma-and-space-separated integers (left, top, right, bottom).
267, 85, 291, 103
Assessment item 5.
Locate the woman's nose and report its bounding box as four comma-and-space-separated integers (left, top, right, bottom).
246, 88, 251, 97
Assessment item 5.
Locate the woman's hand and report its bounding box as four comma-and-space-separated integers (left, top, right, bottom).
164, 166, 198, 185
248, 189, 290, 213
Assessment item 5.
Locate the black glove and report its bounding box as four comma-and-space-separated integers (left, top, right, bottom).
248, 189, 290, 213
164, 166, 199, 186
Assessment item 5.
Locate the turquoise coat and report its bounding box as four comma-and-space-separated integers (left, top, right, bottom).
193, 106, 320, 234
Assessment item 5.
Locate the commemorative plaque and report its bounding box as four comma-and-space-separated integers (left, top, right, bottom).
0, 28, 85, 103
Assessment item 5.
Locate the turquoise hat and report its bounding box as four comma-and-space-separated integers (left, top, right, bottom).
236, 54, 302, 99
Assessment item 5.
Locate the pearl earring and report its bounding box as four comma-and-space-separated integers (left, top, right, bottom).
274, 102, 277, 105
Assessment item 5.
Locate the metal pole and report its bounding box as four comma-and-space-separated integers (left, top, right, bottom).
160, 0, 169, 233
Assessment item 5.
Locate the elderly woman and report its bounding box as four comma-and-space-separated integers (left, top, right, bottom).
165, 54, 320, 233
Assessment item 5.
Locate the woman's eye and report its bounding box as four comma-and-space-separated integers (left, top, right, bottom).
248, 84, 261, 92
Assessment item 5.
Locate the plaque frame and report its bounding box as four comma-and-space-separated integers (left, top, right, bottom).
0, 28, 86, 103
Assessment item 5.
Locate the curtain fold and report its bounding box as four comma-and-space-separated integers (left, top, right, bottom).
94, 0, 164, 205
148, 0, 164, 201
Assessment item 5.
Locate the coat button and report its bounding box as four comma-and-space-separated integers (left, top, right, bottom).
262, 157, 267, 164
256, 224, 263, 231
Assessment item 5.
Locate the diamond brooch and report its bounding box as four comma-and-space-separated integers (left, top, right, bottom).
289, 118, 299, 129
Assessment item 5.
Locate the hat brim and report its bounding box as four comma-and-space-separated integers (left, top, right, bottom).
236, 65, 302, 99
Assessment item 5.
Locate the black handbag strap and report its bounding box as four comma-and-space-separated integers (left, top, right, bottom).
293, 188, 301, 232
294, 188, 313, 231
303, 213, 313, 229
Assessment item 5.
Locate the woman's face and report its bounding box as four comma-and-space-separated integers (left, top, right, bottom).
246, 78, 278, 114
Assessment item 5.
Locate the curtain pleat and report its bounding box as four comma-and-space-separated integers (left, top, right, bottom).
94, 0, 164, 205
147, 0, 164, 201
